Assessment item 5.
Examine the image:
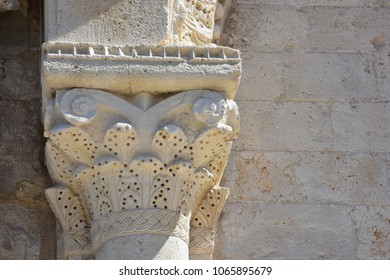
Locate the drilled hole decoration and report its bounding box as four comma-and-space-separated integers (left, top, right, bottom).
49, 126, 96, 165
45, 88, 239, 253
150, 175, 173, 210
190, 186, 228, 229
103, 123, 139, 163
98, 198, 112, 218
191, 126, 232, 177
45, 187, 90, 231
178, 180, 197, 216
152, 125, 188, 164
46, 141, 78, 185
119, 176, 142, 210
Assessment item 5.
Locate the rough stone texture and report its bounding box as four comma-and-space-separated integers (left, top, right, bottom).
284, 53, 382, 102
0, 0, 57, 260
352, 206, 390, 259
45, 0, 172, 45
221, 151, 295, 203
44, 0, 231, 46
223, 4, 310, 52
236, 52, 285, 101
0, 202, 56, 259
1, 0, 390, 260
214, 203, 356, 259
308, 7, 390, 53
234, 101, 333, 151
0, 11, 27, 53
293, 152, 390, 205
332, 102, 390, 152
215, 0, 390, 259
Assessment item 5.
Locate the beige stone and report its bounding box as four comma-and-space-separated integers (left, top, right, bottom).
221, 151, 294, 203
214, 203, 356, 259
1, 0, 386, 261
352, 206, 390, 259
238, 0, 388, 6
233, 101, 333, 151
44, 88, 239, 259
332, 102, 390, 152
222, 4, 310, 52
308, 7, 390, 53
284, 53, 381, 102
41, 42, 241, 107
236, 52, 285, 101
293, 152, 390, 205
44, 0, 231, 46
42, 0, 240, 260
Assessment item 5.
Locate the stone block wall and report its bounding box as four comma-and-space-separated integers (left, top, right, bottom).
0, 0, 57, 259
0, 0, 389, 259
214, 0, 390, 259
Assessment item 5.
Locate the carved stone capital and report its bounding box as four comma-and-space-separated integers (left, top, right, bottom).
44, 88, 239, 259
43, 0, 239, 260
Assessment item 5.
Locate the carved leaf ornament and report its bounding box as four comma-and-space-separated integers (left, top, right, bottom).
45, 88, 239, 257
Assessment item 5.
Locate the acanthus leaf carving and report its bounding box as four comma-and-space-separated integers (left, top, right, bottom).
45, 88, 238, 258
189, 186, 229, 259
42, 0, 239, 260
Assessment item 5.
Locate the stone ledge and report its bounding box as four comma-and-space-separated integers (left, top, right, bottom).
44, 43, 241, 63
42, 43, 242, 103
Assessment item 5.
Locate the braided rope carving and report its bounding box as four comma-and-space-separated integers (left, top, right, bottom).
189, 228, 214, 249
91, 208, 190, 251
63, 229, 93, 257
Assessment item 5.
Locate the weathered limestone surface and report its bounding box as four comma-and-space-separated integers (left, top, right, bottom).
234, 101, 333, 151
214, 203, 356, 259
222, 4, 310, 52
216, 0, 390, 259
332, 102, 390, 152
0, 202, 56, 259
308, 7, 390, 53
1, 0, 390, 260
0, 0, 57, 260
45, 0, 231, 46
42, 0, 240, 260
222, 151, 295, 203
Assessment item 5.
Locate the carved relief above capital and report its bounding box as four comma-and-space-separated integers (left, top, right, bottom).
44, 88, 239, 259
44, 0, 231, 46
172, 0, 231, 45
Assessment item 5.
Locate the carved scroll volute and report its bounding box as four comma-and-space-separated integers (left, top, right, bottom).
44, 88, 239, 259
